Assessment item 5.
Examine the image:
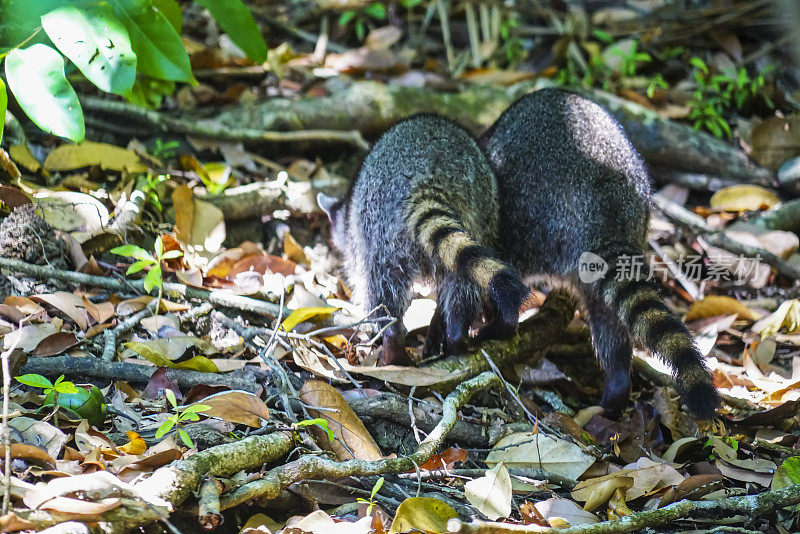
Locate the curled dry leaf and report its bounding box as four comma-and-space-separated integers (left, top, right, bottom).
33, 191, 109, 243
299, 380, 382, 461
31, 331, 79, 357
196, 390, 270, 428
43, 141, 147, 173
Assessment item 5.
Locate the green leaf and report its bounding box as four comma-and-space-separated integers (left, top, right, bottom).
126, 259, 154, 275
363, 3, 386, 19
355, 19, 366, 41
182, 404, 211, 414
155, 418, 175, 438
178, 428, 193, 448
110, 244, 154, 262
0, 79, 6, 145
689, 56, 707, 72
4, 44, 84, 142
592, 29, 613, 43
193, 0, 267, 63
371, 476, 384, 498
180, 411, 201, 422
165, 388, 177, 408
338, 10, 356, 26
160, 250, 183, 260
108, 0, 194, 83
42, 4, 137, 95
54, 381, 79, 394
144, 264, 162, 293
154, 235, 164, 258
151, 0, 182, 33
16, 373, 54, 389
295, 418, 334, 442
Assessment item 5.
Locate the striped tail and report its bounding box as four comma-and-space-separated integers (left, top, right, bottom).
406, 196, 529, 335
596, 258, 720, 418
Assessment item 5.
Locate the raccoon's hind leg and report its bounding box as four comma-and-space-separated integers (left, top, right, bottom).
423, 273, 480, 357
366, 264, 414, 366
474, 270, 530, 343
582, 289, 633, 419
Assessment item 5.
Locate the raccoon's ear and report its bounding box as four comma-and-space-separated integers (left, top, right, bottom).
317, 192, 340, 217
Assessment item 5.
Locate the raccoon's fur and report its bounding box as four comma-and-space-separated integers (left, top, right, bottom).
476, 88, 720, 419
318, 114, 530, 366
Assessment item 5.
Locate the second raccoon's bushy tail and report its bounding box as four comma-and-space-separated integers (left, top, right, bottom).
406, 193, 529, 325
593, 253, 720, 418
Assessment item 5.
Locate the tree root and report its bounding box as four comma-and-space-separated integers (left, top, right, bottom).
448, 483, 800, 533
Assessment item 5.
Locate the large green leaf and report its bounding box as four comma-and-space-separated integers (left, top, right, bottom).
194, 0, 267, 63
151, 0, 182, 33
108, 0, 194, 83
4, 44, 84, 142
0, 79, 6, 145
42, 4, 137, 95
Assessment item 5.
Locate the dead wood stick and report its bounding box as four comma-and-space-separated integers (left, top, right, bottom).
448, 482, 800, 534
203, 80, 771, 185
214, 372, 503, 511
79, 96, 369, 151
19, 355, 262, 393
0, 257, 288, 318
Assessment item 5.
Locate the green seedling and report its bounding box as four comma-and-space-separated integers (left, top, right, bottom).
357, 476, 384, 516
155, 389, 210, 448
111, 235, 183, 313
339, 2, 387, 41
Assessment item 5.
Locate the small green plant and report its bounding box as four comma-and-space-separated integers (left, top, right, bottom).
143, 173, 170, 212
646, 73, 668, 99
110, 235, 183, 312
16, 373, 78, 397
156, 389, 210, 448
357, 477, 384, 515
500, 16, 526, 65
150, 139, 181, 160
293, 418, 334, 442
16, 373, 80, 425
339, 2, 387, 41
687, 57, 774, 138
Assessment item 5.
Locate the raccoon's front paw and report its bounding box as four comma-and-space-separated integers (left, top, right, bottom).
474, 319, 517, 344
599, 374, 632, 420
422, 312, 447, 358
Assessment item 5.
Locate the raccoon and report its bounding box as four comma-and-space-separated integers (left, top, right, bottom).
318, 114, 530, 366
475, 88, 720, 418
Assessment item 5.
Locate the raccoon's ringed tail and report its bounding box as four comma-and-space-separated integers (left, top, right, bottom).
409, 206, 506, 291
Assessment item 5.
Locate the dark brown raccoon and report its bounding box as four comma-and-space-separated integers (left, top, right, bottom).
476, 88, 719, 419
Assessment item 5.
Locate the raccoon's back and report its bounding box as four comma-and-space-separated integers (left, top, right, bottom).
349, 114, 499, 246
480, 88, 650, 273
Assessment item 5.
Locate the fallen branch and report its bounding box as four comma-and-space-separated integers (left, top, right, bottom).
447, 482, 800, 533
0, 257, 288, 318
202, 80, 771, 186
80, 97, 369, 151
20, 356, 261, 393
429, 289, 577, 394
213, 372, 503, 512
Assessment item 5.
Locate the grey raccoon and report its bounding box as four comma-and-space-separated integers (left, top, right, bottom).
318, 114, 530, 366
475, 88, 719, 418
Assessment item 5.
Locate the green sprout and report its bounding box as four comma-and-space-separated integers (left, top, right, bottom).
155, 389, 210, 448
110, 236, 183, 314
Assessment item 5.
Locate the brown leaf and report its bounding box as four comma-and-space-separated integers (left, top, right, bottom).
32, 332, 79, 357
0, 185, 31, 208
685, 295, 759, 322
195, 390, 270, 428
228, 255, 297, 277
750, 115, 800, 170
299, 380, 383, 461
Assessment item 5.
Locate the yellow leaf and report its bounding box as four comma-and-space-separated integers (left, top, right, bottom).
685, 295, 760, 322
9, 144, 42, 173
118, 432, 146, 455
281, 306, 338, 332
710, 185, 779, 212
390, 497, 458, 534
283, 231, 308, 265
43, 141, 147, 173
753, 299, 800, 339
